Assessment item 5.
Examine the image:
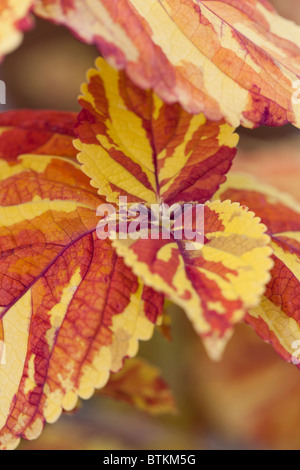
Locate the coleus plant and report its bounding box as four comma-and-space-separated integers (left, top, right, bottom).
0, 0, 300, 450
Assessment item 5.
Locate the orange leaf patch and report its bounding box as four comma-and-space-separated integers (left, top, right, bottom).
101, 357, 176, 415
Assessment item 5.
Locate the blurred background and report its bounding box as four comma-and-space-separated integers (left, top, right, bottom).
1, 0, 300, 451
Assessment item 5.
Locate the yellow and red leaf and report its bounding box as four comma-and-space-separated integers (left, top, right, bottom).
111, 200, 273, 359
35, 0, 300, 128
75, 58, 238, 206
0, 110, 163, 450
214, 173, 300, 367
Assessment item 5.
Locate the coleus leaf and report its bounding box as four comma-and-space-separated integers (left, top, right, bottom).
111, 200, 273, 359
0, 110, 163, 450
100, 357, 177, 415
75, 58, 239, 206
214, 173, 300, 367
34, 0, 300, 129
75, 58, 273, 359
0, 0, 33, 62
